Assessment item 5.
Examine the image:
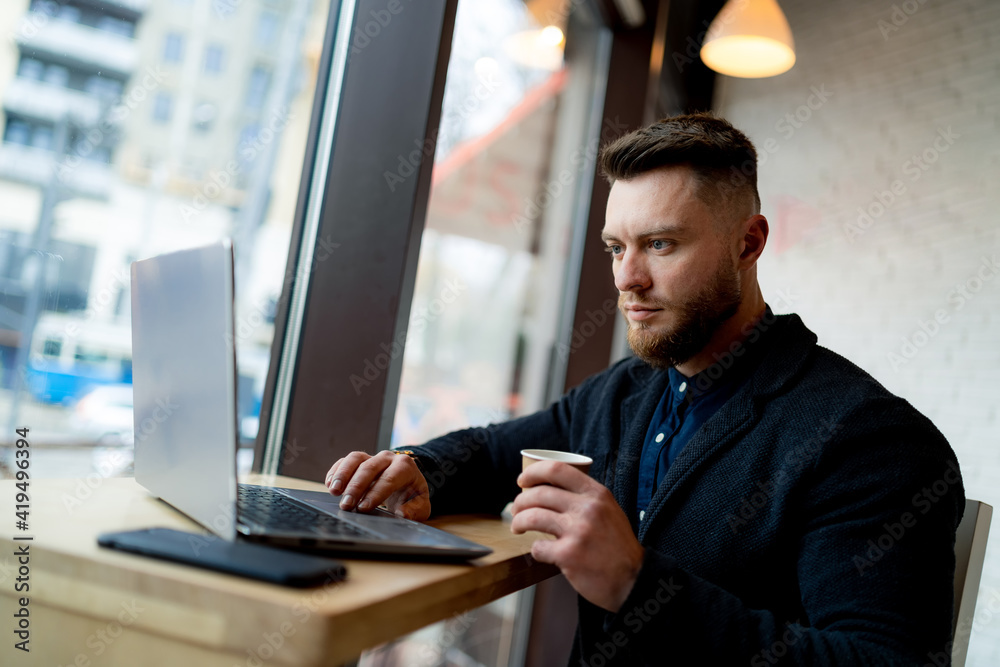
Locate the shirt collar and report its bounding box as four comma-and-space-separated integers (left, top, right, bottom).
666, 366, 693, 402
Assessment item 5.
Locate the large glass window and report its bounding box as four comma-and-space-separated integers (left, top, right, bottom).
390, 0, 570, 447
360, 0, 609, 664
0, 0, 333, 479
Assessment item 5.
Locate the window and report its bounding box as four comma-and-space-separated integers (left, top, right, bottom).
0, 0, 331, 473
17, 58, 45, 81
163, 32, 185, 63
255, 10, 280, 45
96, 16, 134, 38
74, 346, 108, 364
28, 0, 56, 13
4, 119, 31, 145
204, 44, 225, 73
57, 4, 81, 23
244, 66, 270, 110
387, 0, 568, 448
236, 124, 258, 164
31, 125, 54, 150
42, 64, 69, 87
152, 92, 172, 123
85, 75, 124, 98
42, 339, 61, 357
73, 135, 100, 158
88, 146, 112, 163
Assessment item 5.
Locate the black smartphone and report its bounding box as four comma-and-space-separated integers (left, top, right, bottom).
97, 527, 347, 587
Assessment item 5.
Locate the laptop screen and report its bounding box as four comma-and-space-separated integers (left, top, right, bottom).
130, 240, 240, 539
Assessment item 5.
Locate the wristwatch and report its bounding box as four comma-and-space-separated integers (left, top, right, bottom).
391, 448, 427, 475
392, 449, 418, 458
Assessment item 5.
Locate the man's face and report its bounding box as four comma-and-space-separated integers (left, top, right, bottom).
602, 166, 742, 369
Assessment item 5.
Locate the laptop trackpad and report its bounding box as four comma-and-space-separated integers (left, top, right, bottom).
279, 488, 448, 542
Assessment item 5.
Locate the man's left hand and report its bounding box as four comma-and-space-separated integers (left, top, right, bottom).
510, 460, 645, 612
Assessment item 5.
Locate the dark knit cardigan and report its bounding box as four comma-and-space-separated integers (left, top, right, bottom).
412, 312, 964, 666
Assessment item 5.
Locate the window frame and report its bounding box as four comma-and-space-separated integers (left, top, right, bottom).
253, 0, 461, 477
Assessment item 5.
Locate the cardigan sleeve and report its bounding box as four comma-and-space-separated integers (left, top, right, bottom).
574, 416, 965, 666
406, 383, 579, 517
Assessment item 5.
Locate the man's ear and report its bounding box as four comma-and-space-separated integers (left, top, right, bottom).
739, 215, 768, 267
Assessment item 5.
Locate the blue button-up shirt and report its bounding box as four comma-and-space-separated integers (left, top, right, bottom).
636, 306, 776, 523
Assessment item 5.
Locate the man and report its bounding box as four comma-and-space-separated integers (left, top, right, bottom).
325, 114, 964, 665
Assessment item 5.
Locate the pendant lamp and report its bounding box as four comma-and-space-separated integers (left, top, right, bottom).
700, 0, 796, 78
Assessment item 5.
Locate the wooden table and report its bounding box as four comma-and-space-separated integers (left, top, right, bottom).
0, 475, 558, 666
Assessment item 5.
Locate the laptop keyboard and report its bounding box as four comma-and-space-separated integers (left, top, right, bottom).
237, 484, 375, 539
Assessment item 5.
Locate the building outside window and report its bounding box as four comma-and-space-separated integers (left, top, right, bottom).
0, 0, 332, 478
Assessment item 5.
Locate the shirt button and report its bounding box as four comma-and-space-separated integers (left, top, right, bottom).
640, 510, 646, 521
679, 381, 687, 392
655, 432, 665, 443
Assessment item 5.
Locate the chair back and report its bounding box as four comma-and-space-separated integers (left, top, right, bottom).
952, 498, 992, 667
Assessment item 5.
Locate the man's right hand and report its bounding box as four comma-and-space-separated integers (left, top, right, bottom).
325, 450, 431, 521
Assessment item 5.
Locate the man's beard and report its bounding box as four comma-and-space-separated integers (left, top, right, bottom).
621, 263, 742, 369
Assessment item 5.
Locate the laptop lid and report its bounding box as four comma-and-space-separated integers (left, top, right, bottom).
131, 240, 239, 539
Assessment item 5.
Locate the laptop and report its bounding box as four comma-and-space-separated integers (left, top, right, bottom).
130, 239, 491, 560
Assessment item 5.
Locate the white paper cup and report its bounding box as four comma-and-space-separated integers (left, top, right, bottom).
520, 449, 593, 474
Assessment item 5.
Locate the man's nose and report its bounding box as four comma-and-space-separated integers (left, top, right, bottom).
614, 250, 650, 293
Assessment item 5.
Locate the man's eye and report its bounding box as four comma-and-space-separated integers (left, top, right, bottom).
604, 245, 622, 256
650, 240, 671, 250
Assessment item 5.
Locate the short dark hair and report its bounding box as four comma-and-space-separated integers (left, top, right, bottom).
598, 113, 761, 221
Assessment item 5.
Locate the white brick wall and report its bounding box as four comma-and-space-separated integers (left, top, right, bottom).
714, 0, 1000, 663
